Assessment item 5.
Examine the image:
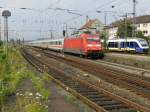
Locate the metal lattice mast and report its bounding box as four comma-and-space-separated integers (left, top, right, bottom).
132, 0, 137, 37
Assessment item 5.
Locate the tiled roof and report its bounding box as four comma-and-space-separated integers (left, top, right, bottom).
80, 19, 97, 30
133, 15, 150, 24
108, 15, 150, 28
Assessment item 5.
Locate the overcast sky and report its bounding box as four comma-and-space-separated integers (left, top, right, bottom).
0, 0, 150, 40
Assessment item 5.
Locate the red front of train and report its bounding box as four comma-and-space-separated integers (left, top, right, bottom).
63, 33, 103, 58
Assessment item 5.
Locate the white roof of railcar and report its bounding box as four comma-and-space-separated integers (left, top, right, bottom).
29, 38, 64, 44
108, 38, 146, 42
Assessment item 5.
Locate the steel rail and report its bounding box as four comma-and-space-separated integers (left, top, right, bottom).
21, 48, 150, 112
31, 47, 150, 99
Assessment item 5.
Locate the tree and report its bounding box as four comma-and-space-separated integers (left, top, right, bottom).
117, 19, 133, 38
100, 30, 108, 51
136, 31, 145, 39
0, 41, 3, 47
116, 19, 147, 39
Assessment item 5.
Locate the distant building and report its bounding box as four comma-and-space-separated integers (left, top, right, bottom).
79, 19, 104, 35
106, 15, 150, 39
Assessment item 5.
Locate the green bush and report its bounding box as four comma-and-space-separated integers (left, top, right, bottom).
0, 53, 6, 62
24, 103, 47, 112
0, 48, 26, 101
26, 72, 50, 100
0, 47, 50, 112
65, 93, 76, 103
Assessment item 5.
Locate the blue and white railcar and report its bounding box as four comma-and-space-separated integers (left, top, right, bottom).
107, 38, 149, 53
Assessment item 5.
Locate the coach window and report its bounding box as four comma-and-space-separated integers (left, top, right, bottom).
108, 42, 114, 48
130, 42, 134, 48
124, 42, 127, 47
114, 42, 118, 48
121, 42, 125, 48
126, 42, 129, 47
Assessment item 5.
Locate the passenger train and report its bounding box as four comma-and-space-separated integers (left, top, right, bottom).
106, 38, 149, 53
29, 33, 104, 58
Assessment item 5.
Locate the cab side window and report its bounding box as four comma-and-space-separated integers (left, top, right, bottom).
135, 42, 139, 48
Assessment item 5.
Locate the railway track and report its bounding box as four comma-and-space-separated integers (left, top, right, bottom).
21, 47, 150, 112
31, 46, 150, 100
94, 60, 150, 79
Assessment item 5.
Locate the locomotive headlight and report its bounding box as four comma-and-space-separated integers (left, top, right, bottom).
88, 44, 93, 47
96, 45, 101, 47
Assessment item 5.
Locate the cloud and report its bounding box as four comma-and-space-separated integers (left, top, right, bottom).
6, 0, 52, 9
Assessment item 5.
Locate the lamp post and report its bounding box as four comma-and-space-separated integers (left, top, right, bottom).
97, 10, 116, 26
2, 10, 11, 55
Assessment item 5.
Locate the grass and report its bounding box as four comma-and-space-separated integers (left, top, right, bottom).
65, 93, 77, 103
0, 46, 50, 112
4, 94, 48, 112
0, 48, 26, 101
27, 72, 50, 100
24, 103, 47, 112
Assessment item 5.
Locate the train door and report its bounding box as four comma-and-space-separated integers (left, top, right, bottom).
80, 37, 84, 55
118, 42, 121, 50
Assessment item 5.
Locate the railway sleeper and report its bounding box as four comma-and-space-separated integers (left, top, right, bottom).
80, 92, 100, 96
85, 94, 106, 99
109, 108, 136, 112
52, 76, 68, 80
80, 93, 106, 98
102, 104, 129, 110
97, 100, 121, 106
69, 85, 84, 89
64, 83, 81, 88
127, 81, 150, 90
63, 81, 79, 84
75, 88, 93, 92
91, 97, 112, 102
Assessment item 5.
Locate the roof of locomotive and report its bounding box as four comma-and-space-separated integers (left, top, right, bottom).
65, 33, 99, 39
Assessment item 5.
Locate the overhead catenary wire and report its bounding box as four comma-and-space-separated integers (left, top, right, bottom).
64, 0, 119, 24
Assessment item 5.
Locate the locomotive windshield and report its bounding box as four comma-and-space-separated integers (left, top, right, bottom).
87, 37, 100, 43
139, 40, 148, 47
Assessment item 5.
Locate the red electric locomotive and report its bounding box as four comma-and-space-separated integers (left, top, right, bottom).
63, 33, 104, 58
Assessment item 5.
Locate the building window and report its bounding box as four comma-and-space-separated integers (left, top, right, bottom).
137, 24, 140, 28
143, 23, 148, 27
143, 30, 148, 34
